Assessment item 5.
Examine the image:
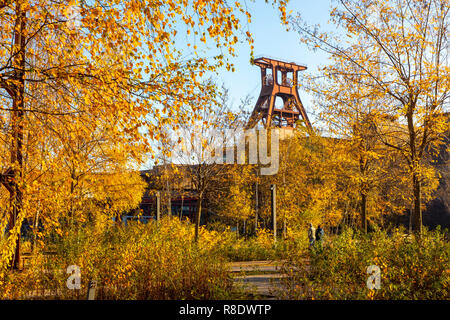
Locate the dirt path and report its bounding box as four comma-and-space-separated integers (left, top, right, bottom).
228, 260, 287, 299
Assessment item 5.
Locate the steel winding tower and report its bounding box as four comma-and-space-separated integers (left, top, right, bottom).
245, 56, 312, 131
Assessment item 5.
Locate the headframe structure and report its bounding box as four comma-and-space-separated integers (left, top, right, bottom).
245, 56, 312, 131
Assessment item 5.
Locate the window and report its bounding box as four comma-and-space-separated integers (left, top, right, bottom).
264, 68, 273, 86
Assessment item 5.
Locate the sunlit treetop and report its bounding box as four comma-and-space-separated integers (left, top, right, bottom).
0, 0, 290, 163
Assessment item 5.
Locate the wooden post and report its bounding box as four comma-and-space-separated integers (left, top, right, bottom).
180, 195, 184, 219
156, 191, 161, 223
255, 181, 258, 233
86, 280, 97, 300
271, 184, 276, 242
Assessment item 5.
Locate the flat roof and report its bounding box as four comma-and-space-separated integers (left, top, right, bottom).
254, 54, 307, 69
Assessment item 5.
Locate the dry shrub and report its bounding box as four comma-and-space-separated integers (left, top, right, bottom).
0, 217, 234, 299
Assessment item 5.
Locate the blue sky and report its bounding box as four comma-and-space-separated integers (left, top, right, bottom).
146, 1, 335, 167
219, 0, 334, 123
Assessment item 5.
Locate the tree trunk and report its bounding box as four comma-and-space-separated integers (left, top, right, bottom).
407, 101, 422, 235
6, 5, 26, 270
412, 173, 422, 234
361, 192, 367, 233
166, 183, 172, 217
163, 160, 171, 217
69, 171, 75, 227
408, 207, 412, 234
31, 207, 40, 254
194, 195, 203, 242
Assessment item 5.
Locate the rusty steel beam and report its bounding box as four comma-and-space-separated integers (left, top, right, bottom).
246, 57, 312, 131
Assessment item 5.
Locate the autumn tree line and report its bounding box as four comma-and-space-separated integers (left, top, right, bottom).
155, 0, 449, 240
0, 0, 288, 270
0, 0, 448, 273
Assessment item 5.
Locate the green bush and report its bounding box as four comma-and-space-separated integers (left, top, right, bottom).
280, 226, 450, 300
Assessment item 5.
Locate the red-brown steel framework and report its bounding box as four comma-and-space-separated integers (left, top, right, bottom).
245, 56, 312, 131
